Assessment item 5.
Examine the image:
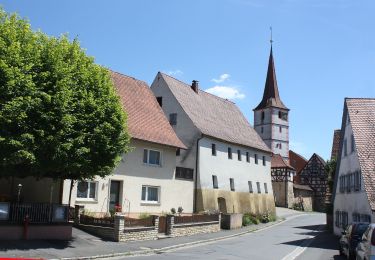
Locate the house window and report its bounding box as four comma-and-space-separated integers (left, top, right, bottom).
344, 139, 347, 156
77, 181, 97, 199
212, 175, 218, 189
141, 186, 159, 203
237, 150, 241, 161
256, 182, 261, 193
169, 113, 177, 126
176, 148, 180, 156
354, 171, 361, 191
255, 154, 258, 164
351, 135, 355, 153
246, 152, 250, 163
262, 156, 266, 166
175, 167, 194, 180
353, 212, 361, 222
156, 97, 162, 107
264, 183, 268, 193
228, 147, 232, 159
248, 181, 253, 193
230, 178, 235, 191
211, 143, 217, 156
143, 149, 161, 166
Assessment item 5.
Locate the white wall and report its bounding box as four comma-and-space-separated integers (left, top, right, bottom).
254, 108, 289, 160
333, 113, 372, 235
198, 137, 273, 195
62, 139, 194, 215
150, 74, 200, 172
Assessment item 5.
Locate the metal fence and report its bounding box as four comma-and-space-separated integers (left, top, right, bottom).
174, 214, 219, 224
0, 202, 70, 224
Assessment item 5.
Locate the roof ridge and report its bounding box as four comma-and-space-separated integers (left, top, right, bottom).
110, 69, 149, 86
160, 72, 235, 104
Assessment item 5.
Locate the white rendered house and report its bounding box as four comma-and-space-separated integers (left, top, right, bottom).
151, 73, 275, 215
333, 98, 375, 235
61, 71, 189, 216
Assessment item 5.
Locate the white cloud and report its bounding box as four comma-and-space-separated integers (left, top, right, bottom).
205, 86, 245, 100
211, 73, 230, 83
166, 69, 183, 76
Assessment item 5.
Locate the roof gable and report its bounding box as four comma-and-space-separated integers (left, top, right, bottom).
111, 71, 185, 149
346, 98, 375, 210
157, 72, 270, 152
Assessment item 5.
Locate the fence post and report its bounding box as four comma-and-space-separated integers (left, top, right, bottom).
153, 216, 159, 239
166, 215, 174, 236
74, 205, 84, 226
114, 214, 125, 242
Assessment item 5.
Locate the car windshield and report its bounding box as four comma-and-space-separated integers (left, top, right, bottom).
354, 224, 369, 236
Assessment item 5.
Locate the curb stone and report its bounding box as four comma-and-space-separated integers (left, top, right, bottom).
57, 214, 305, 260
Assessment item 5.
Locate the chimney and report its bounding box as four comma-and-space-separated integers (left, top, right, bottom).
191, 80, 199, 93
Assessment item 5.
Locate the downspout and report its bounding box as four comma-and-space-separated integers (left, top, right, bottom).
194, 135, 203, 213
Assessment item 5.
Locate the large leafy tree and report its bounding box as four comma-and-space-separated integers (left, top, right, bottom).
0, 9, 130, 181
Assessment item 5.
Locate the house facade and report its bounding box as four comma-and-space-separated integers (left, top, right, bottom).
61, 71, 189, 216
333, 98, 375, 235
298, 153, 328, 212
151, 73, 275, 215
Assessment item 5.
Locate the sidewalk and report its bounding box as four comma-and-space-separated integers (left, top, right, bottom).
0, 208, 304, 260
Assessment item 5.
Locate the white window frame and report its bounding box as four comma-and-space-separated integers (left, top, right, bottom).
143, 148, 162, 166
141, 185, 160, 204
76, 181, 98, 201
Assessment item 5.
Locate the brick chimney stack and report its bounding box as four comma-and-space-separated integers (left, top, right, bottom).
191, 80, 199, 93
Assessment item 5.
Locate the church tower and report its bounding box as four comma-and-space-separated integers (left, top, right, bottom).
254, 46, 290, 161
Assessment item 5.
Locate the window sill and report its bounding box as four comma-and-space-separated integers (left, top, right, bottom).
76, 198, 98, 203
140, 202, 161, 206
143, 163, 162, 168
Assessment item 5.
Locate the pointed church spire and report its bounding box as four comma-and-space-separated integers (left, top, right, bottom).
254, 45, 288, 111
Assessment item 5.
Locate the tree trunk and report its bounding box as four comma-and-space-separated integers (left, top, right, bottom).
68, 180, 74, 207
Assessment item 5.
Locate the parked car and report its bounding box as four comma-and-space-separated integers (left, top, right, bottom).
339, 223, 369, 259
356, 223, 375, 260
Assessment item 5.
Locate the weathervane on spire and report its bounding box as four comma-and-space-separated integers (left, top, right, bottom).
270, 26, 273, 45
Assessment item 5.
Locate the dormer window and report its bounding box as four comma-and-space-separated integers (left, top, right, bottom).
169, 113, 177, 126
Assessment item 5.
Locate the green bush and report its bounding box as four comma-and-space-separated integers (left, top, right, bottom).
242, 214, 252, 226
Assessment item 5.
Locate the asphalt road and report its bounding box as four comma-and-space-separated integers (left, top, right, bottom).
123, 213, 339, 260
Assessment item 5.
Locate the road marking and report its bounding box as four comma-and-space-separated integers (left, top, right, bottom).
280, 224, 325, 260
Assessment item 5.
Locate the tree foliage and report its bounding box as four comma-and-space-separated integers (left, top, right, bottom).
325, 158, 337, 193
0, 9, 130, 180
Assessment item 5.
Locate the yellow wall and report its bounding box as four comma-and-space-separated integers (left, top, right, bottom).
196, 189, 275, 215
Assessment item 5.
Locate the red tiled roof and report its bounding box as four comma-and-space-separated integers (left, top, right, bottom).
111, 71, 185, 149
159, 73, 271, 153
271, 153, 295, 170
331, 129, 341, 160
346, 98, 375, 210
254, 47, 288, 111
289, 150, 308, 174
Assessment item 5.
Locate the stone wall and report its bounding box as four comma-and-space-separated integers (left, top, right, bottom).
78, 224, 115, 240
272, 181, 294, 208
115, 215, 159, 242
292, 197, 313, 212
169, 215, 221, 237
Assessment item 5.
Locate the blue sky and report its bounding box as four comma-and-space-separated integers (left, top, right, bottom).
2, 0, 374, 160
